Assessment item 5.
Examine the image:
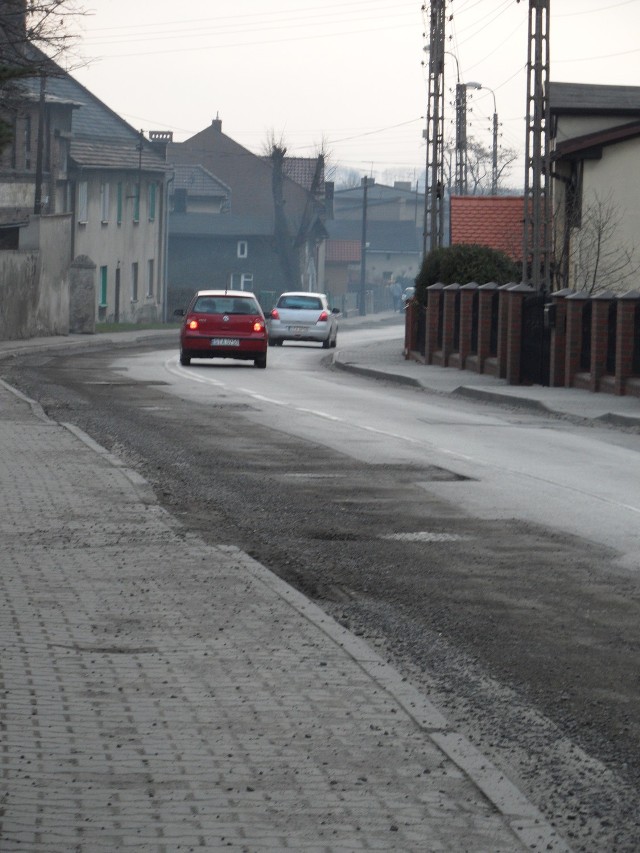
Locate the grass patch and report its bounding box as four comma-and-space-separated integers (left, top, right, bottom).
96, 322, 180, 334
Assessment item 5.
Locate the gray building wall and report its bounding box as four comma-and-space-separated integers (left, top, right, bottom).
0, 214, 72, 340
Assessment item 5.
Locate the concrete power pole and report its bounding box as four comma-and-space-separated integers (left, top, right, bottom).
521, 0, 552, 293
422, 0, 446, 256
454, 82, 467, 196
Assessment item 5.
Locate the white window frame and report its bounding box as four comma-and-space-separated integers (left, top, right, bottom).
241, 273, 254, 291
100, 181, 110, 223
237, 240, 248, 259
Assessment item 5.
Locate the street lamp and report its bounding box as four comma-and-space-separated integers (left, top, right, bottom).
465, 82, 499, 195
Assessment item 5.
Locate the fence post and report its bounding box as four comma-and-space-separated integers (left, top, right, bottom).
426, 283, 444, 365
615, 290, 640, 395
505, 283, 534, 385
496, 282, 517, 379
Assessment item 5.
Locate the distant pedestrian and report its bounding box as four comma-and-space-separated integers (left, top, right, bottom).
390, 280, 402, 312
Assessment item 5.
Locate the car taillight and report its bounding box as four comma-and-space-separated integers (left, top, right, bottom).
317, 310, 329, 322
188, 319, 198, 330
253, 319, 265, 332
270, 308, 280, 320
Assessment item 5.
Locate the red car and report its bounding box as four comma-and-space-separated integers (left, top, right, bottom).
176, 290, 268, 368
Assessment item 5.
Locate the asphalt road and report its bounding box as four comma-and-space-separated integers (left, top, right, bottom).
2, 336, 639, 853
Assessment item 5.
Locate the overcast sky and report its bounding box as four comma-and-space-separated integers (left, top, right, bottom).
67, 0, 640, 189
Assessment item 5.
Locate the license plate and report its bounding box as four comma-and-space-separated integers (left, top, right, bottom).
211, 338, 239, 346
289, 326, 306, 333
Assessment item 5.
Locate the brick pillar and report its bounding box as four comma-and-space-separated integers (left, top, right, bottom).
496, 282, 517, 378
425, 283, 444, 365
457, 283, 478, 370
441, 284, 460, 367
615, 290, 640, 395
564, 291, 590, 388
506, 283, 534, 385
476, 282, 498, 374
590, 291, 616, 392
548, 289, 572, 386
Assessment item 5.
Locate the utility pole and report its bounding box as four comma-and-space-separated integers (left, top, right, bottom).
33, 73, 46, 214
521, 0, 551, 293
423, 0, 446, 256
491, 108, 498, 195
454, 82, 467, 195
359, 176, 368, 316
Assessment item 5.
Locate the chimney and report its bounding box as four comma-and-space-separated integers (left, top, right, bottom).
212, 115, 222, 132
1, 1, 28, 56
148, 130, 173, 159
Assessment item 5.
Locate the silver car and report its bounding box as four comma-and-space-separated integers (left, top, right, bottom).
268, 292, 339, 348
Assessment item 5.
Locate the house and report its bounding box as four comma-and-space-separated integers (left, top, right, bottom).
324, 239, 361, 299
550, 81, 640, 293
333, 179, 424, 225
164, 119, 328, 314
328, 179, 424, 310
0, 43, 169, 338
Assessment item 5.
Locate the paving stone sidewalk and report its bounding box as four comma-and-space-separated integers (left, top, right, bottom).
0, 378, 570, 852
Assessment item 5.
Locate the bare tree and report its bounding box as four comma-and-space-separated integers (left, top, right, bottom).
553, 189, 640, 295
466, 137, 519, 196
333, 167, 363, 191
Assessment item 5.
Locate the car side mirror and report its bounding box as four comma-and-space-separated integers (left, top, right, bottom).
173, 308, 185, 317
331, 307, 340, 314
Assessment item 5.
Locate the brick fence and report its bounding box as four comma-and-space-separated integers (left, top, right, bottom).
405, 283, 640, 398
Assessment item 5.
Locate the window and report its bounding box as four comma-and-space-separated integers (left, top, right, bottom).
133, 184, 140, 223
117, 182, 123, 224
237, 240, 248, 258
148, 183, 156, 222
78, 181, 88, 223
131, 262, 139, 302
100, 181, 110, 222
146, 259, 154, 298
99, 266, 108, 307
229, 272, 254, 291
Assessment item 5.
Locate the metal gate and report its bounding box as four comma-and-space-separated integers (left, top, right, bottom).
520, 294, 549, 385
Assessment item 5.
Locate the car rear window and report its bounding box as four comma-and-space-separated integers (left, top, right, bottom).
193, 296, 260, 315
277, 296, 323, 310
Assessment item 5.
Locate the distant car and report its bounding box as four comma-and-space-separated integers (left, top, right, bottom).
268, 292, 340, 348
175, 289, 268, 368
401, 286, 416, 307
